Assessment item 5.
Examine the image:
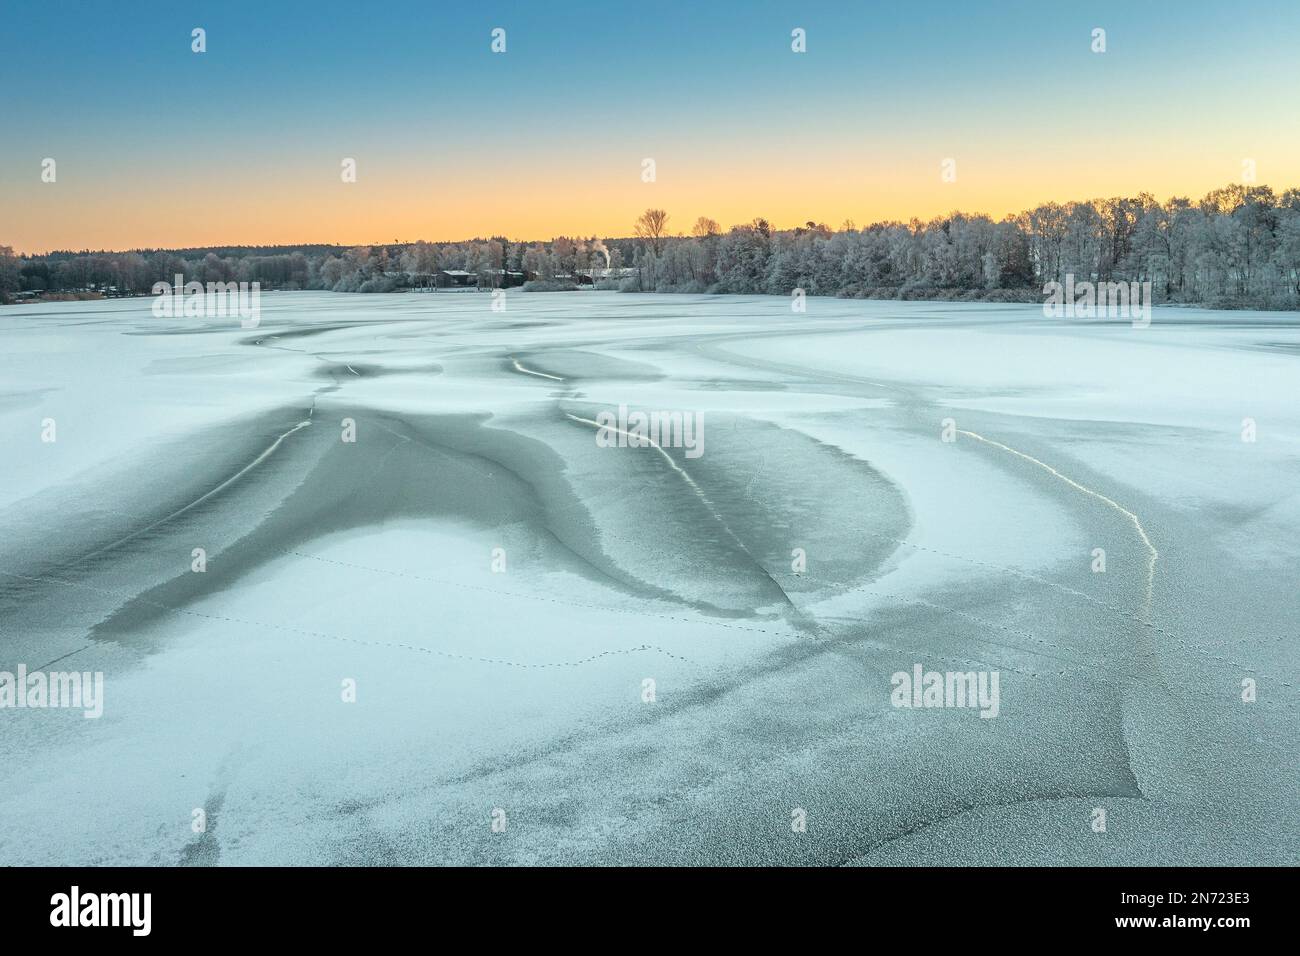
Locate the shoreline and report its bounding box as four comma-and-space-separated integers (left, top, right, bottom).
4, 286, 1295, 313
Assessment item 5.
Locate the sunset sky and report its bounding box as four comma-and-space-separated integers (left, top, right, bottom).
3, 0, 1299, 253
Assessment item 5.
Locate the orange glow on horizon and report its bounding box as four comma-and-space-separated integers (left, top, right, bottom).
7, 142, 1300, 254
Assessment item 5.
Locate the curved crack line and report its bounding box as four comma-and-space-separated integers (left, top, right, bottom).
565, 411, 796, 610
957, 428, 1158, 620
510, 357, 565, 381
60, 418, 312, 571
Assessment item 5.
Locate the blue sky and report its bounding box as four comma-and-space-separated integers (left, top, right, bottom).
3, 0, 1298, 249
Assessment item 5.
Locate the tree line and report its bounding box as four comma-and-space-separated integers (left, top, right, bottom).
4, 183, 1298, 309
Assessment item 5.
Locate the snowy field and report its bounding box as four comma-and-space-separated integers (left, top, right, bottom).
0, 291, 1296, 866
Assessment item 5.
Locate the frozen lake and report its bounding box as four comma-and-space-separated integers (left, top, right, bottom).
1, 291, 1296, 865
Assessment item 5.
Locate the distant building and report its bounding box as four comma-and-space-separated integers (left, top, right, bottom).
435, 269, 477, 288
579, 267, 637, 284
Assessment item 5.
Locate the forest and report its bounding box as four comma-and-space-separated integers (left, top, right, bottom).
4, 183, 1299, 309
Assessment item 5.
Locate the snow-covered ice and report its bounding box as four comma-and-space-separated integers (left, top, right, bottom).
0, 292, 1296, 865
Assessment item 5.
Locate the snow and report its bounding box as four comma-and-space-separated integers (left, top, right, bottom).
0, 292, 1296, 865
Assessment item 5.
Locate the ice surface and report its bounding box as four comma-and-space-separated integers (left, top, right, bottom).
0, 292, 1295, 865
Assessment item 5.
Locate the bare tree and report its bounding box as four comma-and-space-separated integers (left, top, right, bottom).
692, 216, 720, 238
634, 208, 670, 255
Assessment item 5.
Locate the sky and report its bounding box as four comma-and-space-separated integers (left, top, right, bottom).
2, 0, 1299, 253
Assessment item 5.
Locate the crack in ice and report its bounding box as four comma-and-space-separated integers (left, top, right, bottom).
957, 429, 1158, 620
